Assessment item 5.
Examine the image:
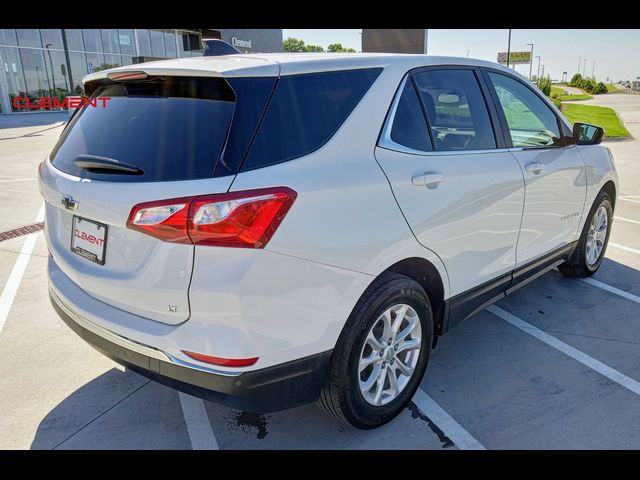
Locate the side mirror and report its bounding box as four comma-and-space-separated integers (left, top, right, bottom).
573, 122, 605, 145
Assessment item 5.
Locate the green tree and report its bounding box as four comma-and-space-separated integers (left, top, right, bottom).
592, 82, 608, 95
327, 43, 356, 53
537, 75, 552, 96
568, 73, 583, 87
304, 44, 324, 52
283, 37, 306, 52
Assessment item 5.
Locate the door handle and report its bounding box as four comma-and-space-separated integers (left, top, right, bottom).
412, 172, 445, 188
525, 162, 545, 174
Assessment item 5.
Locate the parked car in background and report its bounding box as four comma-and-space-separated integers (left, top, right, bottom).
39, 53, 617, 429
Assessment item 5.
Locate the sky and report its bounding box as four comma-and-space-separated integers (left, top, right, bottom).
283, 29, 640, 82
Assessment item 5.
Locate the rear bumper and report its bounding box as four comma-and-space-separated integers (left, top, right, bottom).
50, 289, 332, 412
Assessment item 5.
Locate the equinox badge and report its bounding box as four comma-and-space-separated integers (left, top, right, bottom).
61, 195, 78, 211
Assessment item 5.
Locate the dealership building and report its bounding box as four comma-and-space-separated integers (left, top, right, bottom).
0, 29, 283, 114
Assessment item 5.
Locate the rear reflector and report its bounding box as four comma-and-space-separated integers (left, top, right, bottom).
127, 187, 296, 248
182, 350, 259, 367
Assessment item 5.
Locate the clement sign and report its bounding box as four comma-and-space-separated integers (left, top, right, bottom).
12, 96, 111, 110
497, 51, 532, 64
231, 37, 252, 49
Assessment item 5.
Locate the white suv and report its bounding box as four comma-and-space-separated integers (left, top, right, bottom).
39, 53, 618, 429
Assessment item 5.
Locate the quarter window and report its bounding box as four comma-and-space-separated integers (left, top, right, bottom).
412, 69, 496, 151
487, 72, 562, 148
387, 78, 432, 152
242, 68, 382, 171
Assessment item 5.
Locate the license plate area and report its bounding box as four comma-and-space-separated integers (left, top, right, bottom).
71, 215, 108, 265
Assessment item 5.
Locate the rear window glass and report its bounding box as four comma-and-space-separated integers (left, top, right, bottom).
50, 77, 236, 183
241, 68, 382, 172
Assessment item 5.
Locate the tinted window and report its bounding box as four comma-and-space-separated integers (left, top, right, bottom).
51, 77, 235, 183
387, 78, 432, 151
213, 77, 277, 177
487, 72, 561, 148
242, 68, 382, 172
413, 69, 496, 151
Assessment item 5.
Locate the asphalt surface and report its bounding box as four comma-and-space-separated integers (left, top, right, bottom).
0, 95, 639, 449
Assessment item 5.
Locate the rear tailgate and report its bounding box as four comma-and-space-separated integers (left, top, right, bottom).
40, 73, 275, 325
40, 171, 234, 324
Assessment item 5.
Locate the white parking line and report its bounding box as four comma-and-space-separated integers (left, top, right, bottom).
178, 392, 219, 450
0, 203, 44, 336
620, 198, 640, 204
0, 178, 36, 183
412, 389, 486, 450
609, 243, 640, 255
615, 217, 640, 226
487, 305, 640, 396
620, 195, 640, 199
581, 277, 640, 305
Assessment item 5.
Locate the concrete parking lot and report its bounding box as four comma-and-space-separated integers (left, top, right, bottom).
1, 96, 639, 450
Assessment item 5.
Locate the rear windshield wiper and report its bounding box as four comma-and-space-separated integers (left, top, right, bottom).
74, 155, 144, 175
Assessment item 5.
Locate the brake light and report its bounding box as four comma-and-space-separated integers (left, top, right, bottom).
182, 350, 259, 367
126, 187, 297, 248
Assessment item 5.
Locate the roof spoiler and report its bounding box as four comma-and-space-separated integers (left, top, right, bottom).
202, 39, 241, 57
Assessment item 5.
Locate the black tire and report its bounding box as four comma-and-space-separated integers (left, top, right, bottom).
318, 272, 433, 429
559, 190, 613, 278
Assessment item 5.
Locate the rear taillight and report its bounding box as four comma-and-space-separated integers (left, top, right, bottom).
126, 187, 297, 248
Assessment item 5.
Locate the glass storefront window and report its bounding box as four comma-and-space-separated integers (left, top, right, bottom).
82, 29, 101, 52
40, 29, 64, 50
136, 29, 152, 56
16, 30, 42, 48
101, 29, 120, 54
117, 29, 135, 55
0, 28, 205, 113
150, 30, 165, 58
19, 48, 67, 111
103, 55, 122, 69
0, 29, 18, 47
85, 52, 105, 74
68, 52, 88, 95
1, 47, 26, 111
64, 29, 84, 51
20, 49, 49, 95
178, 31, 203, 58
164, 30, 177, 58
43, 49, 71, 94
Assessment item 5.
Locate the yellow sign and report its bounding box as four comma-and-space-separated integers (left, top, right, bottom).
497, 51, 532, 64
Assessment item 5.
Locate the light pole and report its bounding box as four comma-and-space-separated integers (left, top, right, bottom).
592, 60, 596, 79
582, 58, 586, 76
541, 65, 545, 79
506, 29, 512, 68
578, 56, 581, 75
45, 43, 56, 99
526, 43, 534, 81
35, 65, 42, 93
535, 55, 541, 80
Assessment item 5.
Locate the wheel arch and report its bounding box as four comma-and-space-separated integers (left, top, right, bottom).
381, 257, 446, 335
601, 180, 616, 210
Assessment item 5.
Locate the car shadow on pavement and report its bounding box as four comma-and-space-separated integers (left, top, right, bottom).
29, 368, 156, 450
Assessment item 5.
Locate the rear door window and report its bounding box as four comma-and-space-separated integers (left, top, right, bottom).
241, 68, 382, 172
412, 69, 497, 152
